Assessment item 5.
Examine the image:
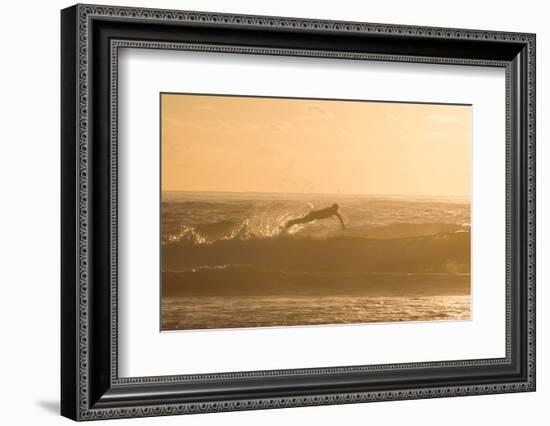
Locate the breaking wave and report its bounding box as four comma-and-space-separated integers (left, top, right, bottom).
164, 218, 468, 245
163, 230, 471, 274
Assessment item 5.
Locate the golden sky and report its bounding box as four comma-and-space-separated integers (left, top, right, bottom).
161, 94, 471, 197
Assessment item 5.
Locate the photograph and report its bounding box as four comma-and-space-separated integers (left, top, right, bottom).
160, 93, 472, 331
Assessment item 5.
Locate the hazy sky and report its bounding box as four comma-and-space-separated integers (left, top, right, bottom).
161, 94, 471, 197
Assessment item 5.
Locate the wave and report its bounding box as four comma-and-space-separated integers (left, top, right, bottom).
164, 219, 469, 245
162, 264, 470, 297
163, 230, 470, 274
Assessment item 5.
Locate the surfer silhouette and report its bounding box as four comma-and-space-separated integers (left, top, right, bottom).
286, 203, 345, 229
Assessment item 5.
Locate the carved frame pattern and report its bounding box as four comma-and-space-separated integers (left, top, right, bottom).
61, 4, 536, 421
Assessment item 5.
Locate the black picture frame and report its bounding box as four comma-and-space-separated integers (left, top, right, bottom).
61, 4, 536, 421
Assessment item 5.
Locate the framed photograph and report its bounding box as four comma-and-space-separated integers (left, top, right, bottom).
61, 4, 536, 421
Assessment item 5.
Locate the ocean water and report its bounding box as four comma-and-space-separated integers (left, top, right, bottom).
162, 295, 471, 330
161, 192, 471, 330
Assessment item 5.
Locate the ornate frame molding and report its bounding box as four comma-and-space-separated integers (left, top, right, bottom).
61, 4, 536, 421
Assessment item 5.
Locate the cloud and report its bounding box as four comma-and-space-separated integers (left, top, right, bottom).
165, 118, 229, 133
265, 123, 287, 133
303, 104, 334, 119
306, 105, 328, 115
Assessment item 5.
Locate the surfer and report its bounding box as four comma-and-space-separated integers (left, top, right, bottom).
285, 203, 345, 229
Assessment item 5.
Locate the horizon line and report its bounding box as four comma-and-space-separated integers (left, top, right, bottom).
161, 189, 471, 199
